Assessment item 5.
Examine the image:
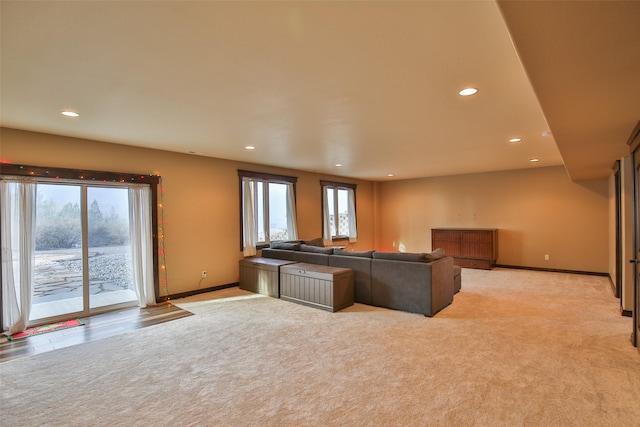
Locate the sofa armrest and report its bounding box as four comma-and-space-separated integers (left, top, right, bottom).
371, 256, 454, 316
329, 255, 373, 305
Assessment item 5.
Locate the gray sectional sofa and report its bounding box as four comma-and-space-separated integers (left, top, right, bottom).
260, 240, 458, 317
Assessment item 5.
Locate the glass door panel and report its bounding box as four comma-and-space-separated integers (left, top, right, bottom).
30, 183, 139, 324
87, 187, 137, 309
31, 184, 84, 320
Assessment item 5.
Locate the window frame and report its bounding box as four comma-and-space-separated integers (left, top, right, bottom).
238, 170, 298, 250
320, 180, 357, 242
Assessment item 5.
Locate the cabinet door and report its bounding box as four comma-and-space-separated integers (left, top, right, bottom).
461, 231, 494, 260
432, 230, 462, 257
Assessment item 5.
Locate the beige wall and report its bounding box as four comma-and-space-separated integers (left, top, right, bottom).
0, 127, 613, 297
0, 128, 375, 297
376, 166, 609, 273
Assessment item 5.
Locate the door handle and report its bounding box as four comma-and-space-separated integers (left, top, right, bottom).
630, 259, 640, 264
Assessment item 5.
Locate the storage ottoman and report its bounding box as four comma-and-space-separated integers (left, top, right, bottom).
280, 263, 354, 312
239, 257, 296, 298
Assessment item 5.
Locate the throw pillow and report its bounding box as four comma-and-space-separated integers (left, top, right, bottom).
302, 237, 325, 247
270, 242, 301, 251
424, 248, 446, 261
332, 249, 374, 258
372, 251, 427, 262
300, 244, 333, 254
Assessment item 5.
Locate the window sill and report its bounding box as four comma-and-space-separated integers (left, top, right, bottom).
330, 237, 350, 243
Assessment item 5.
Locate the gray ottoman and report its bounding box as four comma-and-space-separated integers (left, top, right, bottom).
453, 266, 462, 293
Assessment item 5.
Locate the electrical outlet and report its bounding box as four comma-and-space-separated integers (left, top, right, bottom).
201, 271, 207, 278
544, 254, 549, 261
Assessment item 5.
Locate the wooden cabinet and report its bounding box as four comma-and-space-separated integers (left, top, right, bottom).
431, 228, 497, 270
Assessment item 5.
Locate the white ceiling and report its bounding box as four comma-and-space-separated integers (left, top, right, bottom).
1, 1, 638, 181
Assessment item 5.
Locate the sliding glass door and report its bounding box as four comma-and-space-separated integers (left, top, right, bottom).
1, 164, 158, 334
30, 183, 138, 323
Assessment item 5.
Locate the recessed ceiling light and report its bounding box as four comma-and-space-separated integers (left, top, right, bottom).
509, 138, 522, 143
458, 87, 478, 96
334, 163, 342, 167
244, 145, 256, 150
541, 131, 552, 137
529, 158, 540, 163
61, 111, 79, 117
387, 173, 395, 177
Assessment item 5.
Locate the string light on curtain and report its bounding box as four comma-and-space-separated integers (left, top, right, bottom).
158, 178, 169, 298
8, 165, 161, 183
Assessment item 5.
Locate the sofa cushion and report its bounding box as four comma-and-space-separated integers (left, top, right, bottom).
300, 244, 333, 255
424, 248, 446, 261
270, 241, 301, 251
302, 237, 325, 247
372, 251, 426, 262
332, 248, 374, 258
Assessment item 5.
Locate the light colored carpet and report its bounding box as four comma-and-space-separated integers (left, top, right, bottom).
1, 268, 639, 426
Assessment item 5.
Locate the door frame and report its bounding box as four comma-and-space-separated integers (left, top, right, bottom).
627, 121, 640, 349
612, 160, 622, 299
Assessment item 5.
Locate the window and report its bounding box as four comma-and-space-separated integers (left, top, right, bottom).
239, 170, 298, 256
321, 180, 357, 244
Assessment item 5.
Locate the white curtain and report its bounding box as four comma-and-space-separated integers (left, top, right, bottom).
242, 178, 257, 257
322, 187, 332, 246
128, 185, 156, 307
1, 178, 37, 334
285, 183, 298, 241
347, 187, 357, 243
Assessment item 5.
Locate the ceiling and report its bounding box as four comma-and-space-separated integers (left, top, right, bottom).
1, 1, 638, 182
